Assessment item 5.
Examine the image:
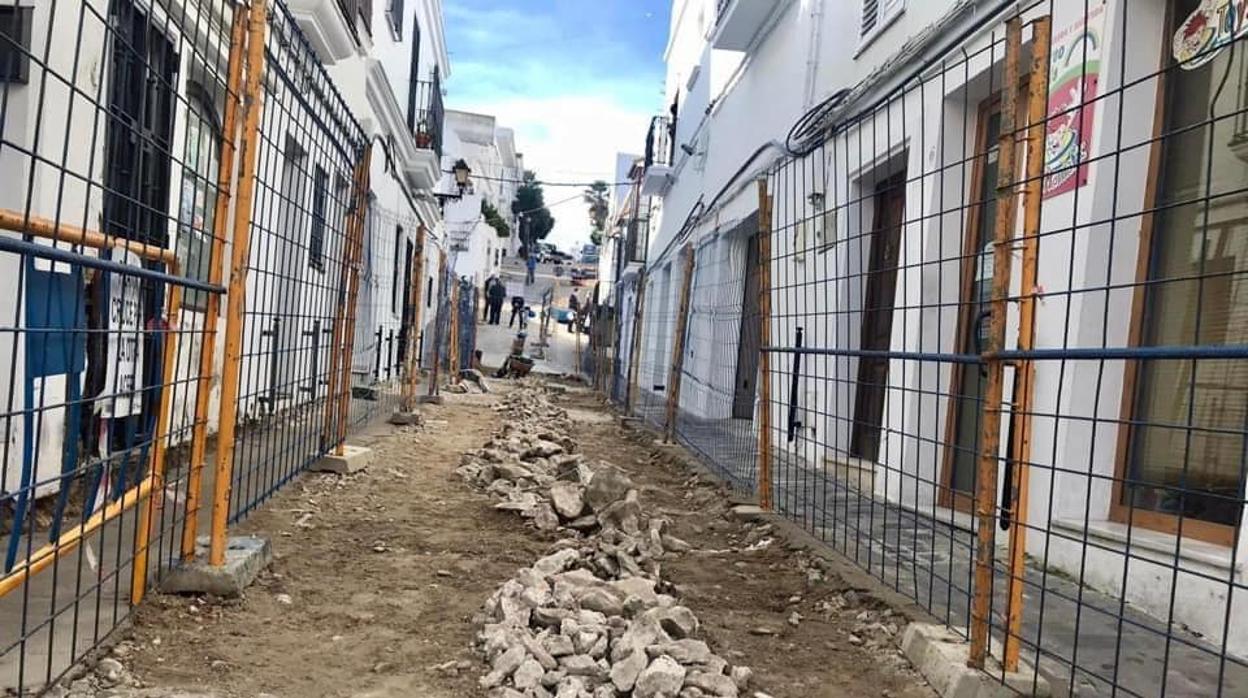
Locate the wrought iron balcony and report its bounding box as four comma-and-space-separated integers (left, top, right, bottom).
410, 69, 444, 158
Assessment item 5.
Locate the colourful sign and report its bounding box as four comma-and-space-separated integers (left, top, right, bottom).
1043, 1, 1106, 199
1174, 0, 1248, 69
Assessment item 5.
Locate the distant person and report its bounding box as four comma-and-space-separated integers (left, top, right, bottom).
568, 291, 581, 334
509, 294, 526, 329
525, 253, 537, 285
487, 276, 507, 325
482, 276, 497, 321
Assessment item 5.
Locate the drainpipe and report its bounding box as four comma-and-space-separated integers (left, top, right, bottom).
803, 0, 825, 110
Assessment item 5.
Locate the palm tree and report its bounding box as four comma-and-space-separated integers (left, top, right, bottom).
584, 180, 610, 245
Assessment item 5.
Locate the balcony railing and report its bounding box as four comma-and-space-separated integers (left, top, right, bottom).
645, 115, 671, 168
411, 69, 444, 158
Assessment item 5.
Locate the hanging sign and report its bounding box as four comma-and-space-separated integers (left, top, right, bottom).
1043, 1, 1107, 199
1174, 0, 1248, 69
102, 250, 145, 418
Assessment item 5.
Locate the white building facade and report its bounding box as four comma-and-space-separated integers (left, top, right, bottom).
636, 0, 1248, 678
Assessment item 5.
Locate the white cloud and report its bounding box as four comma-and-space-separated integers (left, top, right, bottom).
454, 93, 651, 252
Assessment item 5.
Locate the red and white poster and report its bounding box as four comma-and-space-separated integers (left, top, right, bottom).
1043, 1, 1107, 199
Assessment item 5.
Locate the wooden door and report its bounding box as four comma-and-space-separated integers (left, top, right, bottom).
850, 171, 906, 462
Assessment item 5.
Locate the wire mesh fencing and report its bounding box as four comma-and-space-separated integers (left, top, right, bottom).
346, 201, 417, 429
608, 1, 1248, 695
220, 0, 368, 525
0, 0, 241, 689
0, 0, 448, 691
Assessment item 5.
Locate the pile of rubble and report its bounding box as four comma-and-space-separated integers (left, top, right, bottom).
455, 386, 753, 698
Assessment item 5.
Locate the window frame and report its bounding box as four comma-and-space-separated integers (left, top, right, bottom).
856, 0, 904, 56
176, 82, 222, 313
1111, 0, 1239, 547
0, 5, 33, 83
385, 0, 403, 41
308, 165, 329, 271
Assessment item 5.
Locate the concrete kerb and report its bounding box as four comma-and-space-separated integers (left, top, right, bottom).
310, 444, 372, 474
901, 624, 1051, 698
161, 536, 272, 597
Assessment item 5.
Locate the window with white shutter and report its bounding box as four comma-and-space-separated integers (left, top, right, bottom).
859, 0, 904, 49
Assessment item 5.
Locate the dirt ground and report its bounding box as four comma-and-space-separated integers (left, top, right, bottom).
111, 381, 934, 698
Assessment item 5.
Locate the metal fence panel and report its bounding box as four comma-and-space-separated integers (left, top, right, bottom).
612, 1, 1248, 695
0, 0, 239, 688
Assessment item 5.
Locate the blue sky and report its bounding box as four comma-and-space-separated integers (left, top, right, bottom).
443, 0, 671, 249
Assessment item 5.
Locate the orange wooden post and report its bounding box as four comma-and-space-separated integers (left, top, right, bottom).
448, 279, 461, 383
427, 251, 447, 397
332, 149, 373, 454
1003, 15, 1051, 672
400, 230, 426, 411
181, 2, 248, 561
756, 180, 774, 510
208, 0, 269, 567
663, 243, 695, 442
625, 269, 648, 414
129, 280, 183, 603
968, 16, 1023, 669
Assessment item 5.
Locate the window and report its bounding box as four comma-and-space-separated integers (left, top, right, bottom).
405, 20, 422, 131
309, 166, 328, 269
1118, 0, 1248, 544
176, 85, 221, 312
859, 0, 903, 49
0, 6, 32, 83
391, 226, 403, 314
386, 0, 403, 40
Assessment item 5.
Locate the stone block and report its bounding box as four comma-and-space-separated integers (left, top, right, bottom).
161, 536, 271, 597
310, 444, 372, 474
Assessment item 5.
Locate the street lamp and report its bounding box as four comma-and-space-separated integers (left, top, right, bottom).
453, 159, 472, 195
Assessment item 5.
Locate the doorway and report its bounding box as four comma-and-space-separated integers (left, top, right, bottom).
942, 97, 1005, 511
733, 213, 761, 419
849, 170, 906, 463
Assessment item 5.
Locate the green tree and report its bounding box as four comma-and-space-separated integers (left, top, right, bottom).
481, 199, 510, 238
584, 180, 610, 245
512, 170, 555, 246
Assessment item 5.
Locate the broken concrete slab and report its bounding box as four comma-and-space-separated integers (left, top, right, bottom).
388, 411, 424, 426
901, 623, 1050, 698
310, 444, 372, 474
161, 536, 271, 597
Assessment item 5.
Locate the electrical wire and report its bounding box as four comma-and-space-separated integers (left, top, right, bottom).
445, 170, 630, 187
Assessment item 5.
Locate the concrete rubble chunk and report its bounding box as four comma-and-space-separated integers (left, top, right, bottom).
513, 658, 545, 691
583, 465, 634, 512
684, 670, 740, 697
559, 653, 605, 678
549, 481, 586, 520
609, 649, 648, 692
532, 549, 580, 577
634, 655, 687, 698
645, 639, 712, 666
577, 587, 624, 617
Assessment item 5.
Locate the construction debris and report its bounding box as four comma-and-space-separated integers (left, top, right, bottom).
457, 384, 752, 697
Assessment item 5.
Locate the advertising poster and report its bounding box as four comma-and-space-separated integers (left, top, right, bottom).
1043, 0, 1107, 199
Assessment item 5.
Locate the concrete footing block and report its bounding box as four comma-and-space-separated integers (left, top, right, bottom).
310, 444, 372, 474
417, 394, 445, 405
389, 411, 423, 426
901, 624, 1050, 698
161, 536, 271, 597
